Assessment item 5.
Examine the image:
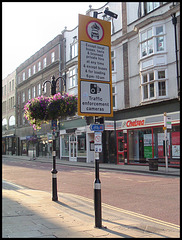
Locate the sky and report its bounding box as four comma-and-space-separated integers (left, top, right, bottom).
2, 2, 106, 79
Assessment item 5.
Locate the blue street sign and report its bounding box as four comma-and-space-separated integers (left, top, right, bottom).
90, 124, 104, 132
52, 120, 57, 129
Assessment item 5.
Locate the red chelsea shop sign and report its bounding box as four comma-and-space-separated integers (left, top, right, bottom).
123, 119, 145, 128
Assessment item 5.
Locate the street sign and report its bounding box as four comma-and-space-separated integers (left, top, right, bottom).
78, 14, 113, 117
167, 116, 172, 129
52, 120, 57, 129
80, 41, 110, 82
94, 132, 102, 145
80, 81, 111, 115
90, 124, 104, 132
95, 144, 102, 153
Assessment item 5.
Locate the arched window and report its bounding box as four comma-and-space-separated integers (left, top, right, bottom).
9, 116, 15, 127
2, 118, 7, 130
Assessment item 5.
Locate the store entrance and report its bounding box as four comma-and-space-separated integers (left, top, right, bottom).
117, 130, 127, 165
69, 135, 77, 161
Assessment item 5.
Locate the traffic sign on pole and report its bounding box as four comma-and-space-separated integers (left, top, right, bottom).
78, 14, 113, 117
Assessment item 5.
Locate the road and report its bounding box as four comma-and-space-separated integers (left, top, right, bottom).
2, 157, 180, 226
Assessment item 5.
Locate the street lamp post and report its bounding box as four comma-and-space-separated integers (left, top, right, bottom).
42, 75, 64, 201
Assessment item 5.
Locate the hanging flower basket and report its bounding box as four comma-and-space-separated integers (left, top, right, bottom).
24, 93, 77, 130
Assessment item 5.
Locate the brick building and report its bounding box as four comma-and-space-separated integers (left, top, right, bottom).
15, 34, 64, 157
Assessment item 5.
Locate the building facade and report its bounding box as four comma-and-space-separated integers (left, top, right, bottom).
2, 2, 180, 167
2, 70, 16, 155
15, 34, 64, 157
59, 2, 180, 167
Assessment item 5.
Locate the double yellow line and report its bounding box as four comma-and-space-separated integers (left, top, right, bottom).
71, 194, 180, 230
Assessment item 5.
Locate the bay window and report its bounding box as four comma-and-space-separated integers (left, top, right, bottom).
140, 25, 165, 58
141, 69, 167, 102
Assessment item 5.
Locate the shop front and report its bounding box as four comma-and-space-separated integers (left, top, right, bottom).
105, 111, 180, 167
60, 127, 87, 162
2, 134, 17, 155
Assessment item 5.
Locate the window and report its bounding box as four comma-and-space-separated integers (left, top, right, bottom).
146, 2, 160, 13
158, 70, 166, 96
141, 69, 167, 101
28, 88, 31, 99
33, 65, 36, 74
51, 52, 55, 63
43, 82, 47, 93
61, 135, 69, 157
22, 92, 25, 102
33, 86, 36, 98
4, 85, 6, 96
12, 79, 14, 90
43, 57, 47, 68
37, 83, 41, 96
112, 86, 117, 108
140, 25, 165, 58
77, 133, 86, 157
9, 116, 15, 127
22, 72, 26, 81
156, 26, 164, 52
38, 61, 41, 71
69, 68, 77, 88
70, 41, 78, 59
9, 81, 11, 92
28, 68, 31, 77
111, 50, 116, 72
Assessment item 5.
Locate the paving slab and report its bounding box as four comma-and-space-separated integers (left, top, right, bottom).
2, 180, 180, 238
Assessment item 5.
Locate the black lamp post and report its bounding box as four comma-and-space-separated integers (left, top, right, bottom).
171, 12, 180, 98
42, 75, 64, 201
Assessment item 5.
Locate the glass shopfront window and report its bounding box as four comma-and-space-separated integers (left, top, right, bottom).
61, 135, 69, 157
128, 128, 152, 164
77, 133, 86, 157
127, 124, 180, 166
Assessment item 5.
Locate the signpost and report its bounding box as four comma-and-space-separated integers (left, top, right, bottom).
164, 112, 168, 173
78, 14, 113, 118
78, 13, 113, 228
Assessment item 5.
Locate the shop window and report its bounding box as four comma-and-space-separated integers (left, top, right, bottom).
61, 135, 69, 157
128, 128, 152, 164
77, 133, 86, 157
171, 125, 180, 161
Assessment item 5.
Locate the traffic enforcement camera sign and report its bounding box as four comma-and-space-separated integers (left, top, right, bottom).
78, 14, 113, 117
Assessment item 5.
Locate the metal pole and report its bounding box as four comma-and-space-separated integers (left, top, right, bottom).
164, 112, 168, 173
94, 151, 102, 228
94, 116, 102, 228
171, 13, 180, 98
43, 75, 65, 202
51, 129, 58, 201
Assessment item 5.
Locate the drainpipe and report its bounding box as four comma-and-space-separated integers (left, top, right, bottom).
171, 12, 180, 98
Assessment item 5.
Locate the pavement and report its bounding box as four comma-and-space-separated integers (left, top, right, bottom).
2, 154, 180, 177
2, 155, 180, 238
2, 179, 180, 238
